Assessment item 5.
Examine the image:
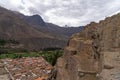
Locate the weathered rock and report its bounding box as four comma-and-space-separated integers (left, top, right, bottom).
53, 22, 100, 80
97, 13, 120, 80
53, 13, 120, 80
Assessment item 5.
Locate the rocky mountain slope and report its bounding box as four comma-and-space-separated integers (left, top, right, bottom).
16, 13, 83, 38
0, 7, 67, 50
52, 13, 120, 80
45, 23, 83, 37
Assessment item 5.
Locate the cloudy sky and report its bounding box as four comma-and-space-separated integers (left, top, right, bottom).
0, 0, 120, 26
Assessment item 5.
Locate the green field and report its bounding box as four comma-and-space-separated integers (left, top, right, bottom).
0, 50, 63, 66
0, 39, 63, 66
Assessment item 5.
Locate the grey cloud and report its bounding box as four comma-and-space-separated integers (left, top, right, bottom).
28, 7, 41, 14
18, 5, 25, 10
0, 0, 120, 26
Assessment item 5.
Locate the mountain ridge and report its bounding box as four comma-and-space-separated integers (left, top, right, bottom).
0, 6, 66, 50
0, 6, 83, 51
15, 12, 83, 38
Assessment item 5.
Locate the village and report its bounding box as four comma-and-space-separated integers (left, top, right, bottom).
0, 57, 53, 80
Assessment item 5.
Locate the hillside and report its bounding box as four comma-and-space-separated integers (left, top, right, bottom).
45, 23, 83, 37
0, 7, 67, 50
51, 13, 120, 80
17, 13, 83, 38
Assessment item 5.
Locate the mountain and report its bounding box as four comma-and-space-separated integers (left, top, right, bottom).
51, 13, 120, 80
0, 6, 67, 50
17, 13, 83, 38
45, 23, 83, 37
23, 14, 46, 27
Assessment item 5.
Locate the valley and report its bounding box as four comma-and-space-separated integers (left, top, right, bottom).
0, 0, 120, 80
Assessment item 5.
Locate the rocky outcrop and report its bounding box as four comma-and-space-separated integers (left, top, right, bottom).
53, 13, 120, 80
54, 22, 99, 80
97, 14, 120, 80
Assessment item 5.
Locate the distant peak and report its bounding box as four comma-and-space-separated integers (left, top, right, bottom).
32, 14, 41, 17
